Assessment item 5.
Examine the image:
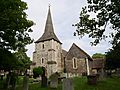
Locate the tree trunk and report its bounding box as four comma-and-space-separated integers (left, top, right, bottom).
5, 72, 11, 89
10, 72, 17, 90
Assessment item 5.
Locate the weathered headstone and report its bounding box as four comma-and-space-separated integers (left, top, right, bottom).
41, 76, 47, 87
41, 67, 47, 87
49, 72, 59, 88
98, 69, 105, 81
23, 75, 29, 90
62, 78, 74, 90
87, 75, 97, 85
23, 70, 29, 90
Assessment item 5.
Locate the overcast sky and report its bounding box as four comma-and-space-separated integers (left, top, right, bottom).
24, 0, 111, 60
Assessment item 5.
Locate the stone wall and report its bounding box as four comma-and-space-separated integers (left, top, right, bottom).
65, 58, 87, 76
33, 39, 62, 77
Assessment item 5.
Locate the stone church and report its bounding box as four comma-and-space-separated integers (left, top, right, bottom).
32, 7, 103, 78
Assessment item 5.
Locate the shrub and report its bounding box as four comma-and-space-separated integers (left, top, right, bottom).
33, 67, 43, 78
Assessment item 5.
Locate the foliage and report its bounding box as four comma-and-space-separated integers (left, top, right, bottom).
0, 47, 31, 71
0, 49, 17, 70
33, 67, 43, 78
0, 0, 34, 70
92, 53, 105, 59
0, 0, 34, 51
74, 0, 120, 46
13, 49, 32, 70
105, 42, 120, 70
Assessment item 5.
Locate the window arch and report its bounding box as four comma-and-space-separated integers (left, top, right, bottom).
41, 58, 44, 64
73, 57, 77, 69
42, 44, 44, 49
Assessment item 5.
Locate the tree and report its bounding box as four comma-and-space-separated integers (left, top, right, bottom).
0, 49, 17, 70
0, 0, 34, 89
2, 50, 32, 90
92, 53, 105, 59
105, 42, 120, 70
14, 49, 32, 70
0, 0, 34, 51
14, 50, 32, 90
74, 0, 120, 46
0, 0, 34, 75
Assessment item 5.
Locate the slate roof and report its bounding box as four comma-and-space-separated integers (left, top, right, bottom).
35, 7, 61, 44
66, 43, 92, 60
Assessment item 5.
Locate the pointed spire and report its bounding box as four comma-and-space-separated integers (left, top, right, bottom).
45, 5, 53, 32
35, 6, 62, 44
46, 5, 51, 25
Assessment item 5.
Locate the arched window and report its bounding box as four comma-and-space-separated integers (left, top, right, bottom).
41, 58, 44, 64
42, 44, 44, 49
73, 58, 77, 69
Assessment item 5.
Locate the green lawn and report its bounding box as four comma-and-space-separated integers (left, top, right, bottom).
73, 77, 120, 90
0, 76, 120, 90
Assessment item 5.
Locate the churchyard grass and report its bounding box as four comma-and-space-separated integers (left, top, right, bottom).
0, 76, 120, 90
73, 76, 120, 90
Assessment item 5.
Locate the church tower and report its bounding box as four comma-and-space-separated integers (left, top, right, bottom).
33, 6, 62, 77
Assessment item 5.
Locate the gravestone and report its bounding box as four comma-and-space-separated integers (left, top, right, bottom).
41, 76, 47, 87
49, 72, 59, 88
41, 67, 47, 87
98, 69, 105, 81
87, 75, 97, 85
23, 75, 29, 90
62, 78, 74, 90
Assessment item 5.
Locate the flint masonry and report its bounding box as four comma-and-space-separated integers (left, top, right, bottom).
32, 7, 95, 77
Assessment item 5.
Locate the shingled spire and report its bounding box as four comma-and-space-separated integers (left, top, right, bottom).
35, 6, 61, 44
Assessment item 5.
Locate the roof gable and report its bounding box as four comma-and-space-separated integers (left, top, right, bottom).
66, 43, 92, 60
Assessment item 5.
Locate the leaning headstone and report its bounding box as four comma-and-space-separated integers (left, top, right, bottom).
62, 78, 74, 90
49, 72, 59, 88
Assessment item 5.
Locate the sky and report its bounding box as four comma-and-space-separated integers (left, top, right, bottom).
23, 0, 111, 60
